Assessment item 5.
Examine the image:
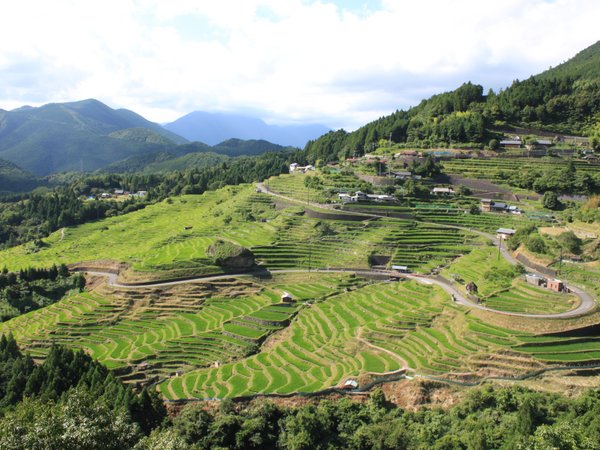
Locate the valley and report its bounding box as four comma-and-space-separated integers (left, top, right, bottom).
1, 167, 598, 402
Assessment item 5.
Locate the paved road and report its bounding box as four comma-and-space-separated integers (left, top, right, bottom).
78, 183, 596, 319
82, 265, 595, 319
254, 182, 597, 318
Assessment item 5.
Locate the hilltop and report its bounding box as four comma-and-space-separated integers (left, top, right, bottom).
304, 40, 600, 162
0, 99, 187, 175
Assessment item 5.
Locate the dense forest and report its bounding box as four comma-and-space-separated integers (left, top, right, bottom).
0, 265, 84, 321
304, 41, 600, 163
0, 335, 166, 448
1, 335, 598, 450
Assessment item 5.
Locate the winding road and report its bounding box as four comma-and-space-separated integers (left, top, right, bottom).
74, 182, 596, 319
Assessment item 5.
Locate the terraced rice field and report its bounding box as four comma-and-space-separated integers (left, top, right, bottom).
158, 278, 600, 400
0, 187, 278, 272
483, 280, 579, 314
0, 273, 359, 381
442, 157, 599, 181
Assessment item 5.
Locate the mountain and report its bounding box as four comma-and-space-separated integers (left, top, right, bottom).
164, 111, 330, 148
0, 99, 187, 175
304, 40, 600, 162
0, 158, 43, 193
100, 138, 290, 173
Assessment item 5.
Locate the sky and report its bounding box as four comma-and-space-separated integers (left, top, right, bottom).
0, 0, 598, 130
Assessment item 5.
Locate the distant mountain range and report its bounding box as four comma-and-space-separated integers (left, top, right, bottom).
0, 100, 323, 176
0, 99, 187, 175
100, 139, 293, 173
164, 111, 330, 148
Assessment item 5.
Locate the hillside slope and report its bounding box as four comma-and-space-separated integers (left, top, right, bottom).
304, 40, 600, 162
0, 158, 43, 193
0, 99, 187, 175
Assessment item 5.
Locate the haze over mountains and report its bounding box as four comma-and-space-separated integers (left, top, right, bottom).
163, 111, 330, 147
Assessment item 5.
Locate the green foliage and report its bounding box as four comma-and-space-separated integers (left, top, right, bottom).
0, 266, 78, 322
525, 234, 548, 254
0, 335, 166, 435
556, 231, 583, 255
542, 191, 561, 210
207, 240, 255, 267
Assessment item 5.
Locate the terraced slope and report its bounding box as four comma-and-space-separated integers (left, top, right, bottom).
159, 278, 600, 400
0, 273, 360, 383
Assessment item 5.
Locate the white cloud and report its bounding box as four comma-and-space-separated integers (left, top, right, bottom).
0, 0, 598, 129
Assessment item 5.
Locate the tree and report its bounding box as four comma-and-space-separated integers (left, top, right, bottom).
542, 191, 561, 210
556, 231, 583, 255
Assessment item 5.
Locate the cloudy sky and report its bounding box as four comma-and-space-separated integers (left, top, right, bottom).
0, 0, 598, 130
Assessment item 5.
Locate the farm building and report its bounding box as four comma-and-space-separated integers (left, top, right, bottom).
547, 279, 564, 293
281, 292, 294, 303
526, 273, 545, 286
500, 139, 522, 148
338, 193, 356, 203
465, 281, 478, 294
480, 199, 493, 212
431, 187, 455, 196
343, 379, 359, 389
289, 163, 315, 173
496, 228, 516, 240
391, 265, 410, 273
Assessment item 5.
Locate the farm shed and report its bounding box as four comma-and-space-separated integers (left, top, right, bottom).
465, 281, 478, 294
496, 228, 516, 240
526, 273, 545, 286
281, 292, 294, 303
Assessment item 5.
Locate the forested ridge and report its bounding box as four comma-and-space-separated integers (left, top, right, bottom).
304, 40, 600, 163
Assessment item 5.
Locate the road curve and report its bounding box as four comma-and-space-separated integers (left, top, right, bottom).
255, 182, 597, 318
81, 265, 595, 319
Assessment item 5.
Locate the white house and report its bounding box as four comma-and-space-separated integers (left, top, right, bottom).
431, 187, 455, 196
496, 228, 516, 240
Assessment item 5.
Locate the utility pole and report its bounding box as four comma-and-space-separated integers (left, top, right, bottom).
558, 248, 563, 275
497, 235, 502, 261
308, 238, 312, 272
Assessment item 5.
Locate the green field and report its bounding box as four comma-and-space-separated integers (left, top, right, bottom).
0, 174, 598, 400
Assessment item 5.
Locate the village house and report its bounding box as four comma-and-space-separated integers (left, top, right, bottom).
343, 379, 359, 390
431, 187, 455, 196
496, 228, 516, 240
113, 189, 124, 195
289, 163, 315, 174
500, 139, 522, 149
480, 199, 521, 214
547, 279, 565, 293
